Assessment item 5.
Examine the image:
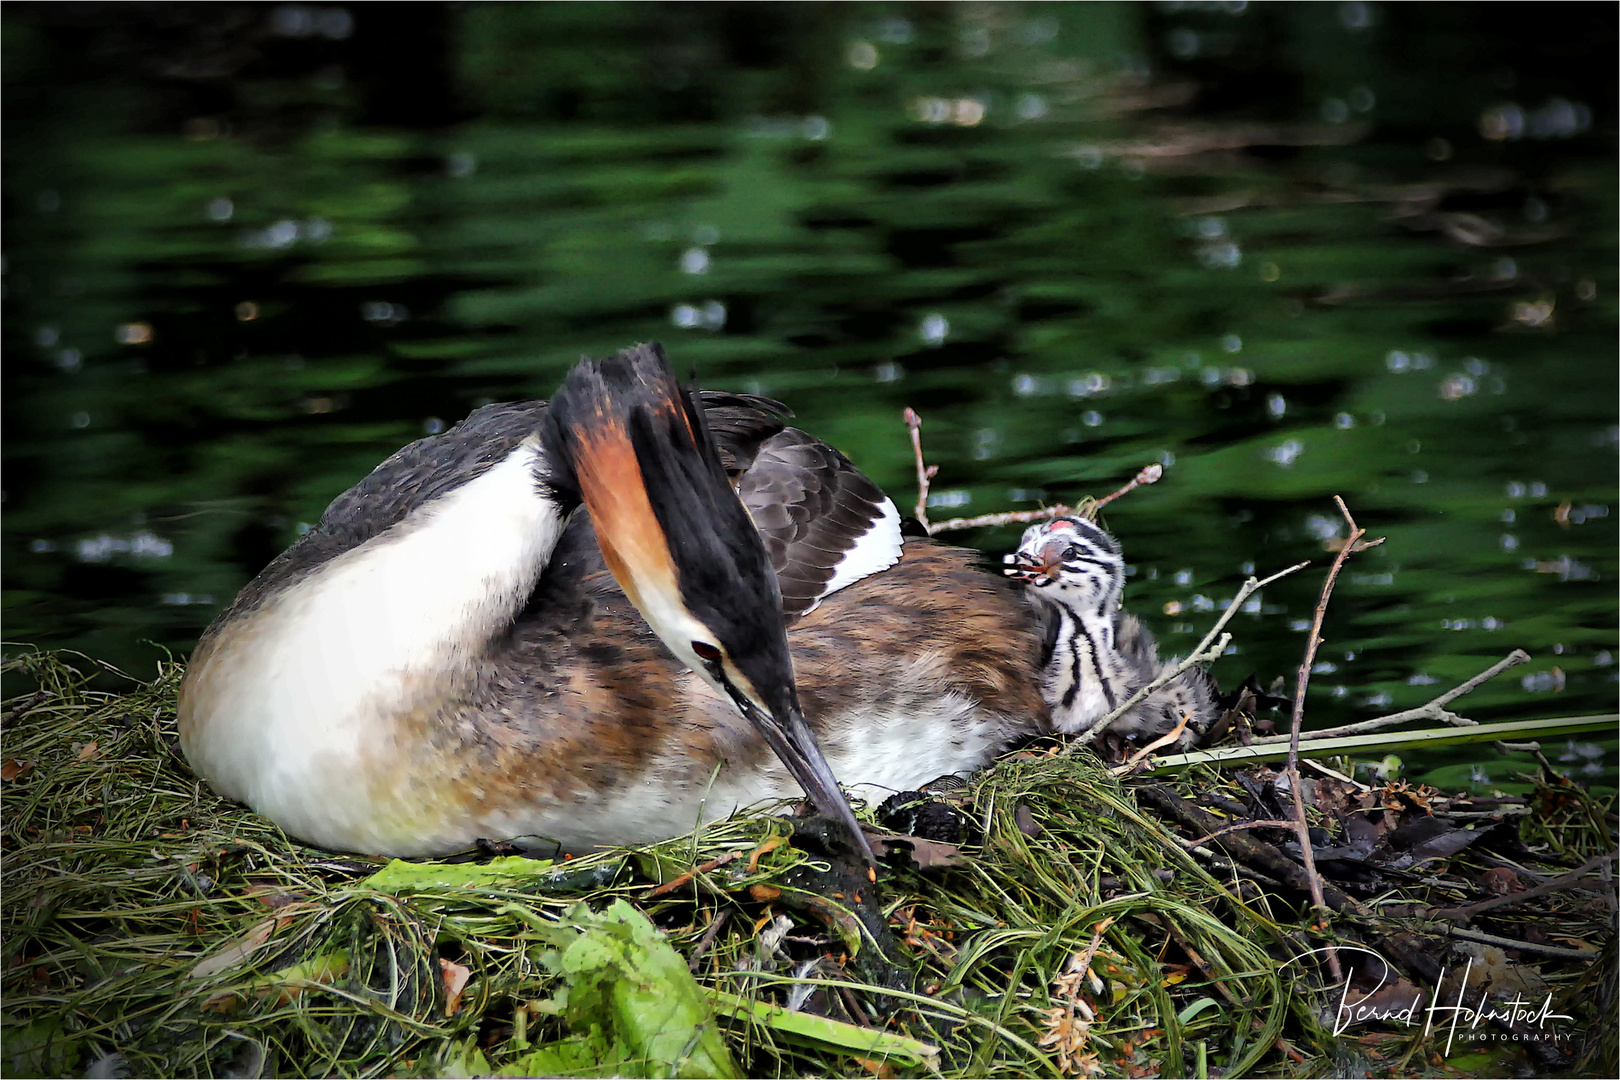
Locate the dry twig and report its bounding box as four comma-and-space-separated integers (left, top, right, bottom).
641, 850, 744, 899
1434, 850, 1617, 921
930, 465, 1166, 533
1445, 926, 1601, 960
687, 909, 732, 971
1283, 496, 1382, 980
1091, 463, 1165, 513
1131, 783, 1365, 914
1248, 649, 1530, 745
903, 408, 939, 531
929, 505, 1077, 535
1187, 819, 1298, 848
902, 409, 1163, 535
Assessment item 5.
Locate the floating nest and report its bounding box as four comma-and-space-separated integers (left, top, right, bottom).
2, 648, 1614, 1078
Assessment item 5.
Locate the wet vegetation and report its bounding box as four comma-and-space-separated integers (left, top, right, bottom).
3, 650, 1614, 1077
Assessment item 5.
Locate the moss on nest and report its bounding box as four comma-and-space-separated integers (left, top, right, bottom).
3, 648, 1610, 1078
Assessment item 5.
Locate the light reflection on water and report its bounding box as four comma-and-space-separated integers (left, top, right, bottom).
2, 5, 1614, 791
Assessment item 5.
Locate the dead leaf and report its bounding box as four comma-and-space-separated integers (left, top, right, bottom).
1481, 866, 1524, 895
1406, 827, 1481, 865
440, 957, 472, 1016
872, 831, 964, 870
1311, 778, 1362, 823
244, 885, 310, 910
201, 990, 241, 1014
1451, 943, 1550, 997
76, 741, 101, 762
1343, 811, 1388, 852
1014, 804, 1045, 839
1339, 974, 1426, 1023
1376, 814, 1481, 868
1, 759, 33, 781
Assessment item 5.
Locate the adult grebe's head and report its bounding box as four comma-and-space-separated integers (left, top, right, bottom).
542, 343, 875, 863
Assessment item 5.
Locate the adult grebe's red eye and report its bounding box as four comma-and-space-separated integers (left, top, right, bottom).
691, 641, 722, 663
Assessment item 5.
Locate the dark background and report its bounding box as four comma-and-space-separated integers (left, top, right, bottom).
4, 3, 1616, 792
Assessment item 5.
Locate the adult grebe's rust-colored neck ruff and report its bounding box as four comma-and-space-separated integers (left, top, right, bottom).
570, 413, 682, 641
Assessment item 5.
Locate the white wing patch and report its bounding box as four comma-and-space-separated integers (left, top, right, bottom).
817, 496, 903, 602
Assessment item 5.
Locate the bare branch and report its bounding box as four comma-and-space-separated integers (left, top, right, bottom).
1132, 782, 1367, 915
687, 909, 732, 971
1283, 495, 1379, 978
903, 407, 1167, 536
1186, 818, 1297, 848
1435, 850, 1616, 921
903, 408, 938, 532
1445, 926, 1601, 961
640, 849, 744, 899
929, 461, 1165, 534
1092, 463, 1165, 512
929, 505, 1072, 534
1248, 649, 1531, 745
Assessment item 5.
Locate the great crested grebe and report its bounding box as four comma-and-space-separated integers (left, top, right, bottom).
1006, 515, 1220, 747
178, 343, 1051, 859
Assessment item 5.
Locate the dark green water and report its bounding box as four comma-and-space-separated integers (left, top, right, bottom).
4, 4, 1615, 792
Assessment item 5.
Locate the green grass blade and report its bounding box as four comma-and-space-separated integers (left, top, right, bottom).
1144, 715, 1617, 772
705, 989, 940, 1068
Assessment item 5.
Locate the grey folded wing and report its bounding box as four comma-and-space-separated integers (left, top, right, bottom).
736, 429, 903, 620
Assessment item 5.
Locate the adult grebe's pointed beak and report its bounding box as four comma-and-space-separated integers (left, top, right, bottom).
726, 692, 875, 863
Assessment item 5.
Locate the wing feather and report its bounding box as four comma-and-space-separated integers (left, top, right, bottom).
738, 429, 903, 620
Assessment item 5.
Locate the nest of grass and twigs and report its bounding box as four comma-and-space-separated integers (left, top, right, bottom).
4, 648, 1614, 1080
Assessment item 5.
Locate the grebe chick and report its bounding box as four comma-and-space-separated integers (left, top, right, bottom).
1006, 516, 1219, 748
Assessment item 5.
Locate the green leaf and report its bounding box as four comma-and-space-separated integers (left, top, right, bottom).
706, 989, 940, 1068
2, 1016, 82, 1079
437, 1039, 493, 1079
1177, 996, 1224, 1024
559, 931, 623, 976
511, 899, 741, 1079
499, 1036, 609, 1076
362, 855, 556, 893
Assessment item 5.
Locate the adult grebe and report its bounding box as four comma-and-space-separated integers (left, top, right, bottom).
179, 343, 1048, 858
